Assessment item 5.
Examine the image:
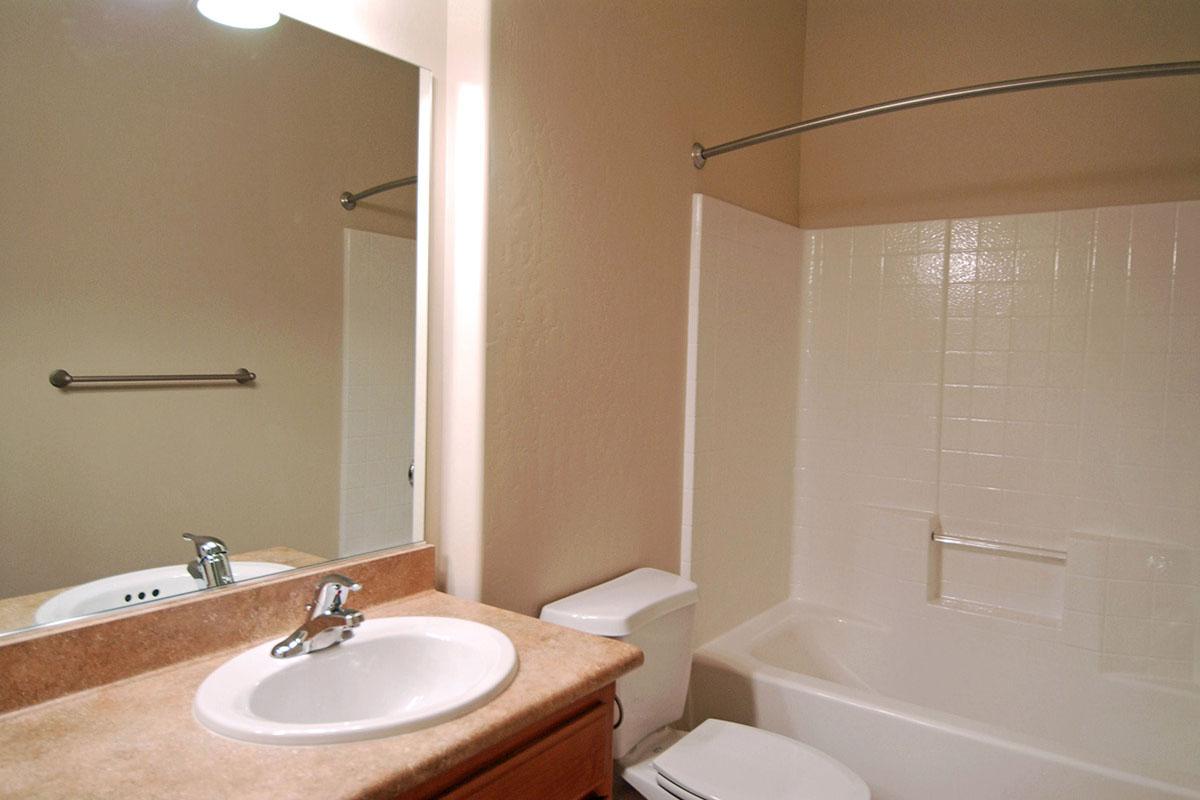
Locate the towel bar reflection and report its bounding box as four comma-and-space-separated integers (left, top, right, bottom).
932, 531, 1066, 563
49, 368, 256, 388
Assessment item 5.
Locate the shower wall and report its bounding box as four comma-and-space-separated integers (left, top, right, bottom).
684, 196, 803, 645
794, 201, 1199, 682
685, 194, 1198, 680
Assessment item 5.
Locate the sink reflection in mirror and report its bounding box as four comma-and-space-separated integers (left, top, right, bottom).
33, 561, 291, 626
0, 1, 430, 637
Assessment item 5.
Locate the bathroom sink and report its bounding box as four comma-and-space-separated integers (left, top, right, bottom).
194, 616, 518, 745
33, 562, 290, 624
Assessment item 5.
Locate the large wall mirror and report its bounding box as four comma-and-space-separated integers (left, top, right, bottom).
0, 0, 429, 637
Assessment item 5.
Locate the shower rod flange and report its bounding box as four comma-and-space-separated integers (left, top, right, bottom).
339, 175, 417, 211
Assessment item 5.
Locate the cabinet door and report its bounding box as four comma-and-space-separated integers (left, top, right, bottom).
442, 699, 613, 800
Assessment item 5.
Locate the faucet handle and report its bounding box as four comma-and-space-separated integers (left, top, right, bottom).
308, 574, 362, 617
183, 533, 229, 581
182, 532, 228, 556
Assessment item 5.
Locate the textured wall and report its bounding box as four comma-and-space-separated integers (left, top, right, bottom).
797, 0, 1200, 228
483, 0, 806, 616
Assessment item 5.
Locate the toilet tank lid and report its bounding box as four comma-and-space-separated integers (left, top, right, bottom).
539, 568, 698, 636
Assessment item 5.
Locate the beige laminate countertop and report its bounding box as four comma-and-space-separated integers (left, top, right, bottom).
0, 590, 643, 800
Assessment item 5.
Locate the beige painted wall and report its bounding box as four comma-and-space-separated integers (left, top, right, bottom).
483, 0, 806, 616
797, 0, 1200, 228
0, 1, 418, 598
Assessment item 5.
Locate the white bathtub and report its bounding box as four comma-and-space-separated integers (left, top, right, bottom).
688, 600, 1200, 800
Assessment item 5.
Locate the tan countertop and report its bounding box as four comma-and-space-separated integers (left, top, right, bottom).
0, 589, 642, 800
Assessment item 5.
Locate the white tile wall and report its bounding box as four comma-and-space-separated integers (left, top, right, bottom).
793, 221, 944, 606
789, 201, 1200, 681
339, 230, 417, 556
937, 210, 1092, 619
1078, 204, 1200, 548
1066, 532, 1198, 682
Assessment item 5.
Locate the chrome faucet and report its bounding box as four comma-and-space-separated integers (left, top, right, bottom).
183, 533, 234, 588
270, 574, 364, 659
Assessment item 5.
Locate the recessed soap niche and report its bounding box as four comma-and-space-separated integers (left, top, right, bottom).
927, 516, 1065, 627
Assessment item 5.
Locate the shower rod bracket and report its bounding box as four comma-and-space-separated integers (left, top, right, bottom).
691, 60, 1200, 168
340, 175, 417, 210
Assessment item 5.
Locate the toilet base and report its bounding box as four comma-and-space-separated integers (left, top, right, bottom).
617, 727, 688, 800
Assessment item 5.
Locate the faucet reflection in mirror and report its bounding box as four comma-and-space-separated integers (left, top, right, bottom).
182, 533, 234, 588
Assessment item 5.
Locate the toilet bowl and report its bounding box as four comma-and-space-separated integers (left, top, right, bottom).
540, 568, 870, 800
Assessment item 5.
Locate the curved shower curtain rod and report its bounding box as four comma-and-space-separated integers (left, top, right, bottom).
691, 60, 1200, 169
340, 175, 417, 210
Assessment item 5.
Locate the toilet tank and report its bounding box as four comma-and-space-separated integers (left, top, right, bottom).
540, 568, 698, 758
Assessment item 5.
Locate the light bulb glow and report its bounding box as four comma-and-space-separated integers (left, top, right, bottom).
196, 0, 280, 30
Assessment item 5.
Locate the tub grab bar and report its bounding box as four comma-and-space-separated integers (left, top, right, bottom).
932, 531, 1066, 563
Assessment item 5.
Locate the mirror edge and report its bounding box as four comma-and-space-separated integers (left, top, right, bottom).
411, 67, 433, 546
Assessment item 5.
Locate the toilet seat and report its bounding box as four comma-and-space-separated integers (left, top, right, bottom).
651, 719, 870, 800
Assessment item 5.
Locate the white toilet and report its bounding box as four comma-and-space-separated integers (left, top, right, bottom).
540, 568, 870, 800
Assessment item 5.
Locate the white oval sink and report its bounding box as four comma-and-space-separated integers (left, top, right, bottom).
194, 616, 518, 745
34, 562, 290, 625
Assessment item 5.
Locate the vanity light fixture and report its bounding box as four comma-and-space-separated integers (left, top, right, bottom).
195, 0, 280, 30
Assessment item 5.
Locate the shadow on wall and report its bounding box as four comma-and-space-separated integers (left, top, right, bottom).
687, 658, 759, 730
804, 162, 1200, 225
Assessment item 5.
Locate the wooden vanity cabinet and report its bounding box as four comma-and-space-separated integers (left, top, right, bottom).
401, 684, 617, 800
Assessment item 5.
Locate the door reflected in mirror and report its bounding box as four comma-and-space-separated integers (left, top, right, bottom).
0, 0, 428, 636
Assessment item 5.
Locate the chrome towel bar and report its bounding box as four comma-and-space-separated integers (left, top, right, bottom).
932, 531, 1066, 563
50, 368, 256, 388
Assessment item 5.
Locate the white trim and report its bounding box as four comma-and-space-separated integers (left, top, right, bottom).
411, 68, 433, 545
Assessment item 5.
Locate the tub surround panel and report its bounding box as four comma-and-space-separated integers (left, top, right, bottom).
685, 195, 804, 645
790, 201, 1200, 678
683, 197, 1198, 675
936, 209, 1091, 622
939, 203, 1200, 556
794, 221, 945, 604
0, 544, 436, 714
1066, 532, 1198, 684
0, 589, 642, 800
